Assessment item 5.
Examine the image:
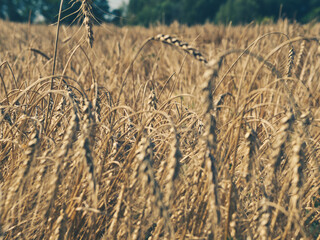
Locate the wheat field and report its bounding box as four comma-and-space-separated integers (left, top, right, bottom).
0, 18, 320, 239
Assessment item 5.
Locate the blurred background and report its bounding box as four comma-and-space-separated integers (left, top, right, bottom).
0, 0, 319, 25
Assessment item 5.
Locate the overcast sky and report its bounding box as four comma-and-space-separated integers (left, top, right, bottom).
108, 0, 129, 10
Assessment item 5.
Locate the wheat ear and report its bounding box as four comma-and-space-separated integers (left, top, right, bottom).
294, 40, 308, 78
5, 128, 39, 214
243, 127, 259, 183
81, 0, 94, 47
147, 88, 158, 111
106, 184, 125, 238
49, 209, 66, 240
257, 197, 270, 240
265, 113, 294, 198
286, 46, 295, 77
152, 34, 208, 64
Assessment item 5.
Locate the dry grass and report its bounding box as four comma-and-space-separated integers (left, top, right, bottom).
0, 18, 320, 239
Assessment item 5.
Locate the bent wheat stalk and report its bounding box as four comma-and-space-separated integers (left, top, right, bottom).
117, 33, 208, 103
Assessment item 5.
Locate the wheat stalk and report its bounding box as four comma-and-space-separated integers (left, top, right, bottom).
200, 57, 221, 238
282, 120, 307, 238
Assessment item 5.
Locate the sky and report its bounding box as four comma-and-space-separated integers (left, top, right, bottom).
108, 0, 129, 10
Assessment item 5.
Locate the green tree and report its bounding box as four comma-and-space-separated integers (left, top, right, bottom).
215, 0, 259, 24
303, 0, 320, 22
158, 1, 182, 25
127, 0, 159, 25
279, 0, 310, 19
215, 0, 318, 24
258, 0, 312, 20
181, 0, 225, 24
127, 0, 225, 25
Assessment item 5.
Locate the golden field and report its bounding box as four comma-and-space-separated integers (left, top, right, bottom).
0, 19, 320, 239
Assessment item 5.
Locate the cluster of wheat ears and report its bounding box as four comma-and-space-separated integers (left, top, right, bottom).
0, 1, 320, 239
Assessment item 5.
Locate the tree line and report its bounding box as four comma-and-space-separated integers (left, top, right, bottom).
126, 0, 320, 25
0, 0, 319, 25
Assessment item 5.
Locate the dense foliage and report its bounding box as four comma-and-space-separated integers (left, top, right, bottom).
127, 0, 225, 25
126, 0, 320, 25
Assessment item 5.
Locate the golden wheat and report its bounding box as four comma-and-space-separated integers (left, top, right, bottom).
0, 18, 319, 239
